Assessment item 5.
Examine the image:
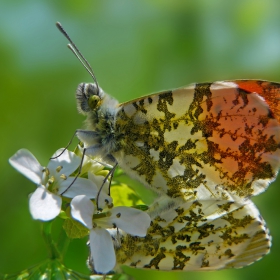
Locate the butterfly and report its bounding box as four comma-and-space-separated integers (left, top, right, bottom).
76, 80, 280, 203
56, 23, 280, 204
75, 80, 279, 271
114, 197, 271, 270
55, 22, 278, 272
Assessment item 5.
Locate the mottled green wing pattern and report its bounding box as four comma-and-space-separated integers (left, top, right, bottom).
115, 80, 280, 202
115, 199, 271, 271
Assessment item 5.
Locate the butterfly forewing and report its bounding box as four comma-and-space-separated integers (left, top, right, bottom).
114, 80, 280, 202
115, 199, 271, 270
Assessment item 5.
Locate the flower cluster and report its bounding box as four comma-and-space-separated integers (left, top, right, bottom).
9, 148, 151, 274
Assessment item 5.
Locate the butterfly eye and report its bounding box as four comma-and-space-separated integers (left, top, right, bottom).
88, 95, 101, 110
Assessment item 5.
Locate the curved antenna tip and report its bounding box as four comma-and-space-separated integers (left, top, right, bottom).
56, 22, 100, 93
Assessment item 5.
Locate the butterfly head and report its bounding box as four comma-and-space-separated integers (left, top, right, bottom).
76, 83, 105, 115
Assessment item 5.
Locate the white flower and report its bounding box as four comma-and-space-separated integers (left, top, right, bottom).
70, 195, 151, 274
9, 148, 98, 221
88, 171, 113, 210
75, 144, 113, 209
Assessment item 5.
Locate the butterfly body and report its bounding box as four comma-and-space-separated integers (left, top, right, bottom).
77, 80, 280, 203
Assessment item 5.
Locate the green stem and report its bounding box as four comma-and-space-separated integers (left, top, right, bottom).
41, 221, 62, 261
57, 225, 70, 258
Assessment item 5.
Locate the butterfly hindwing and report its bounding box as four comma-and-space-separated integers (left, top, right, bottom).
115, 198, 271, 271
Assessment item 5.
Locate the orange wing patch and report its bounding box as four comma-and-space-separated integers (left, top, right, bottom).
236, 80, 280, 123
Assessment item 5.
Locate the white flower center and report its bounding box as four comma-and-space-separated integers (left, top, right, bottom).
42, 166, 67, 194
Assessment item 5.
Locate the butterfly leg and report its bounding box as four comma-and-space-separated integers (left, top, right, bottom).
96, 161, 118, 210
50, 129, 79, 159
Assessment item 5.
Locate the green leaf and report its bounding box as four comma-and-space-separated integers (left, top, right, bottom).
111, 273, 134, 280
112, 173, 158, 205
110, 183, 145, 207
63, 218, 89, 239
132, 205, 149, 211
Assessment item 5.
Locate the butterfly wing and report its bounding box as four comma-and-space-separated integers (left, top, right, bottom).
114, 80, 280, 201
115, 199, 271, 270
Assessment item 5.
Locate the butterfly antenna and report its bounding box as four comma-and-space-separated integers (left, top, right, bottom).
56, 22, 100, 94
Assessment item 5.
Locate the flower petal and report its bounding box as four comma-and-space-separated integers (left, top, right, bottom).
88, 173, 112, 208
71, 195, 94, 229
48, 149, 81, 177
89, 228, 116, 274
88, 173, 110, 193
81, 153, 107, 174
88, 160, 107, 173
9, 149, 43, 184
96, 189, 113, 209
29, 185, 61, 221
58, 177, 98, 198
111, 207, 151, 237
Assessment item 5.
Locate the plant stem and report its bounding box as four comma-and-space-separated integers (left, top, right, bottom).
41, 221, 62, 261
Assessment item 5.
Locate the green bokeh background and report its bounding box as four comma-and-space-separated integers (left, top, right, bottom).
1, 0, 280, 279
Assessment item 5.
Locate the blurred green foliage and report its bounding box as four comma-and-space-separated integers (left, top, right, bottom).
1, 0, 280, 279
